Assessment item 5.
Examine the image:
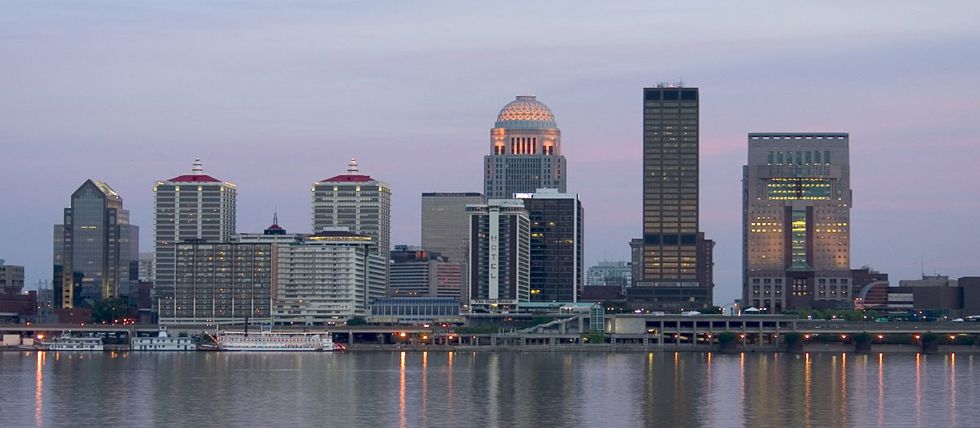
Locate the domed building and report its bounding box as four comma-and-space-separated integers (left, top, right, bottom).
484, 96, 566, 199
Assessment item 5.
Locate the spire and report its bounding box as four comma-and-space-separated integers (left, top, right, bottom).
272, 209, 278, 226
192, 158, 203, 175
347, 157, 359, 174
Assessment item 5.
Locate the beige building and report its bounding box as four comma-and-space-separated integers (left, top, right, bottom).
484, 96, 566, 199
743, 133, 852, 312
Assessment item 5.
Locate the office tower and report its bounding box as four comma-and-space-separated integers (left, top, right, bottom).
153, 159, 237, 317
53, 179, 139, 308
421, 192, 484, 301
517, 189, 584, 302
312, 158, 392, 274
389, 245, 464, 299
137, 252, 154, 283
466, 199, 530, 312
274, 229, 387, 324
587, 261, 632, 287
484, 96, 566, 199
631, 84, 714, 311
421, 192, 484, 264
743, 133, 852, 312
164, 240, 273, 325
0, 260, 25, 294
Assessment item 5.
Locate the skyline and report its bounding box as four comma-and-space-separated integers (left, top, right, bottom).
3, 2, 980, 304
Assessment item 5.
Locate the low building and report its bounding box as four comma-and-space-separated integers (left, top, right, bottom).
587, 261, 632, 287
368, 297, 462, 324
389, 245, 464, 299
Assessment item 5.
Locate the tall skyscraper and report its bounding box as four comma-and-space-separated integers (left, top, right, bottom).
466, 199, 530, 312
421, 192, 484, 302
630, 84, 714, 311
517, 189, 584, 302
484, 96, 566, 199
312, 158, 392, 273
153, 159, 237, 315
743, 133, 852, 312
53, 179, 139, 308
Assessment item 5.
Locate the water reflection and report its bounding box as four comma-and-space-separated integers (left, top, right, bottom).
5, 351, 979, 427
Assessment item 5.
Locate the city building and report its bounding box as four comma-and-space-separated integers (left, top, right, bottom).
153, 159, 236, 315
368, 297, 463, 324
484, 96, 566, 199
466, 199, 530, 312
312, 158, 391, 282
587, 261, 632, 287
742, 133, 852, 312
630, 84, 714, 311
389, 245, 464, 299
138, 252, 154, 283
274, 229, 387, 324
857, 275, 980, 318
517, 189, 584, 302
0, 260, 25, 294
421, 192, 484, 301
53, 179, 139, 308
160, 240, 274, 325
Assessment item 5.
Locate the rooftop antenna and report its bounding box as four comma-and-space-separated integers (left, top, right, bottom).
192, 158, 203, 174
347, 158, 359, 174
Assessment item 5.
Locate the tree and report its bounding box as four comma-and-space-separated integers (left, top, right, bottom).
346, 317, 367, 326
91, 298, 129, 323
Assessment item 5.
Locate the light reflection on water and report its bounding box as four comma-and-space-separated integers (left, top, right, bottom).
0, 351, 976, 427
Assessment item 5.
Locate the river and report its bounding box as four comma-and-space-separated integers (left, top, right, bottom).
0, 351, 976, 427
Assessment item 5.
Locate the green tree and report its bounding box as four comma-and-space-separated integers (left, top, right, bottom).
346, 317, 367, 326
91, 298, 129, 323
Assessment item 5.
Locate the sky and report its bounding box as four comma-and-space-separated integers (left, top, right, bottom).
2, 1, 979, 304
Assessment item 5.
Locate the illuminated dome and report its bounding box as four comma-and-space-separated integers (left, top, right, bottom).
494, 95, 557, 130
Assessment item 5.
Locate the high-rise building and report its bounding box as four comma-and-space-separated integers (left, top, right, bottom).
484, 96, 566, 199
421, 192, 484, 264
138, 252, 154, 283
162, 240, 274, 325
517, 189, 584, 302
274, 229, 387, 324
0, 260, 25, 294
742, 133, 852, 312
631, 84, 714, 311
153, 159, 237, 314
312, 158, 391, 278
421, 192, 484, 302
466, 199, 530, 312
53, 179, 139, 308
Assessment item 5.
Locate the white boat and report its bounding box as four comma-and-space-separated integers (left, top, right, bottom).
131, 326, 196, 351
214, 331, 341, 352
40, 335, 104, 351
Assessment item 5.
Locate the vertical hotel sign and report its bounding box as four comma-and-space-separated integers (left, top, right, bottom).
489, 205, 499, 300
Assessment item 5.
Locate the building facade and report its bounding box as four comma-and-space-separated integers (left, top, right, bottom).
484, 96, 566, 199
742, 133, 852, 312
587, 261, 632, 287
312, 159, 391, 280
517, 189, 584, 302
631, 84, 714, 311
161, 240, 273, 325
54, 179, 139, 308
389, 245, 464, 299
153, 159, 237, 314
466, 200, 530, 312
274, 230, 387, 324
0, 260, 25, 294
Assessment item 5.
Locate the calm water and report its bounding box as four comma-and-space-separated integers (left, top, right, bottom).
0, 351, 976, 427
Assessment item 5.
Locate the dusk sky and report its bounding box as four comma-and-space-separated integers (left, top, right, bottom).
2, 2, 978, 304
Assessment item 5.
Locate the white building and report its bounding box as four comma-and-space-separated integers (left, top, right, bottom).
274, 229, 386, 325
312, 159, 391, 271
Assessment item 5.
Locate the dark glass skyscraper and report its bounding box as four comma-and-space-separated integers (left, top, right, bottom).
53, 179, 139, 308
630, 85, 714, 311
518, 189, 584, 302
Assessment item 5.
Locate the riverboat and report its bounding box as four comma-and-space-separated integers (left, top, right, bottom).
39, 335, 104, 351
212, 331, 342, 352
131, 326, 196, 351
